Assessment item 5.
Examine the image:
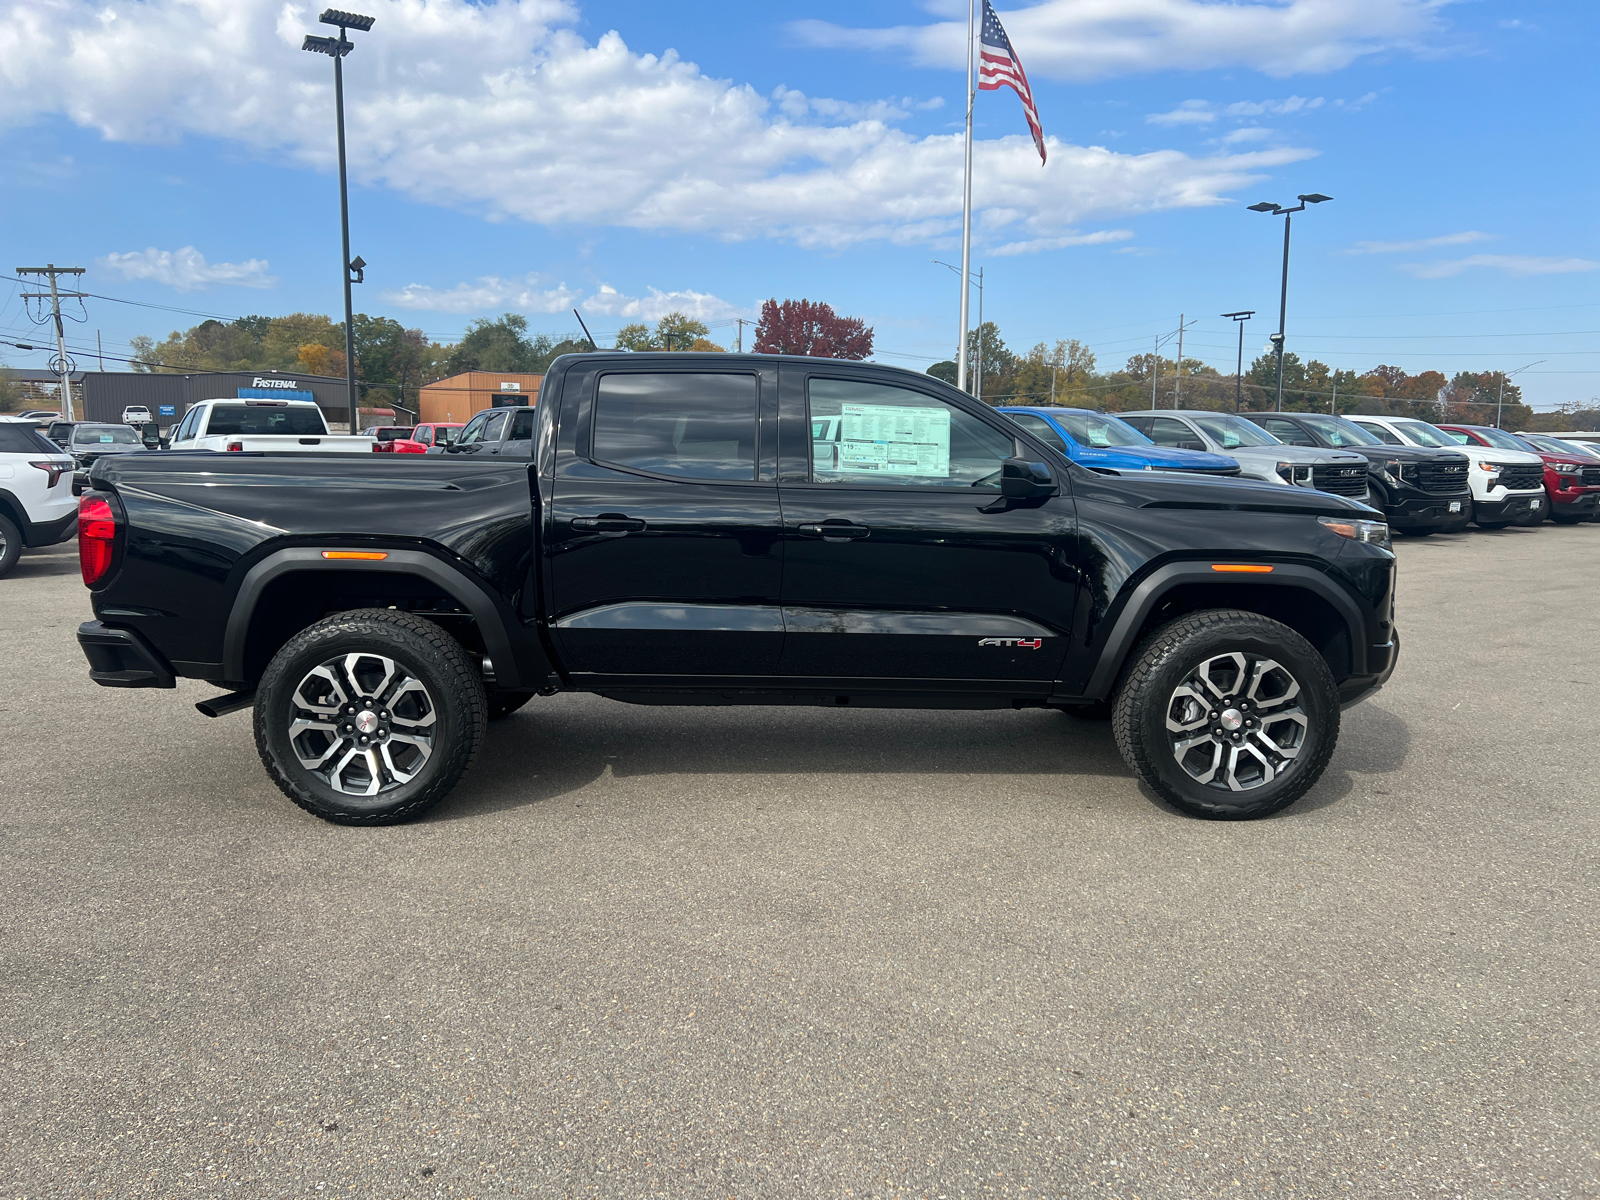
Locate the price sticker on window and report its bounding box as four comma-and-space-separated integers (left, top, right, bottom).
838, 403, 951, 477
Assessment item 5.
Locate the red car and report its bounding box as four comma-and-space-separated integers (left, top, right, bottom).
1437, 424, 1600, 524
386, 422, 465, 454
362, 425, 416, 453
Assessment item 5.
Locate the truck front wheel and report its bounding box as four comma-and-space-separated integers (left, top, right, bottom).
254, 608, 487, 824
1112, 610, 1340, 820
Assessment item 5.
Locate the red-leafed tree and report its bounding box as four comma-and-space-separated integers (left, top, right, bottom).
753, 298, 873, 360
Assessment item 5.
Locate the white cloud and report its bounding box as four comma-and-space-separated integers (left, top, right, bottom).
791, 0, 1453, 82
6, 0, 1310, 253
383, 276, 580, 314
990, 229, 1135, 257
1218, 127, 1275, 144
1344, 231, 1492, 255
772, 86, 943, 123
383, 276, 744, 321
98, 246, 275, 291
1404, 255, 1600, 279
1147, 101, 1216, 126
583, 286, 742, 323
1224, 95, 1324, 117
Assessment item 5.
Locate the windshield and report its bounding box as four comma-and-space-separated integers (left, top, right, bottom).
1299, 414, 1383, 447
1526, 435, 1599, 459
205, 403, 328, 437
1052, 412, 1152, 448
1190, 414, 1278, 448
1388, 420, 1456, 448
1471, 426, 1534, 452
72, 425, 141, 445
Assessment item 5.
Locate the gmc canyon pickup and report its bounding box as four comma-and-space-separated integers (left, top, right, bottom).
75, 353, 1398, 824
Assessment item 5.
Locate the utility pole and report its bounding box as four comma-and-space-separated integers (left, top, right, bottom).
97, 330, 105, 371
1150, 337, 1160, 409
1174, 314, 1184, 407
734, 317, 752, 353
1050, 363, 1057, 405
16, 264, 86, 421
1330, 377, 1337, 415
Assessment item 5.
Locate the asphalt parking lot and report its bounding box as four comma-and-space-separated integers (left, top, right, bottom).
2, 524, 1596, 1199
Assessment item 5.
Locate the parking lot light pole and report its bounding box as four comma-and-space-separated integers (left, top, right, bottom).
1222, 311, 1255, 412
1495, 360, 1545, 429
303, 8, 374, 434
1248, 194, 1330, 411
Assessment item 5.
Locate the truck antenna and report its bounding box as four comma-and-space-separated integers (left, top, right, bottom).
572, 309, 598, 351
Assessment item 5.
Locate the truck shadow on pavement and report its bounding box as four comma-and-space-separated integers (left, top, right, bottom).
439, 702, 1133, 821
436, 698, 1408, 822
6, 541, 80, 580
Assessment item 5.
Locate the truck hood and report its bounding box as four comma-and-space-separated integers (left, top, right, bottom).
1330, 444, 1468, 466
1071, 444, 1239, 472
1224, 445, 1366, 467
1077, 463, 1380, 517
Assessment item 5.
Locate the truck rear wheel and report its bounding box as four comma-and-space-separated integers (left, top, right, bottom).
1112, 609, 1340, 820
0, 514, 21, 578
254, 608, 487, 824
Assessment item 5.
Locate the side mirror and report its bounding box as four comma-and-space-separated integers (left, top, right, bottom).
1000, 457, 1058, 499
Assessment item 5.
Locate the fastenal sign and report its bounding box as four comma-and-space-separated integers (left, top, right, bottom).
251, 378, 300, 389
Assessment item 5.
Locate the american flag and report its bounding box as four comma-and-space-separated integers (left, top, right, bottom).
978, 0, 1045, 164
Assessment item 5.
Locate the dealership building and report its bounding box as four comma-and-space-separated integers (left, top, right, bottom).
10, 369, 356, 430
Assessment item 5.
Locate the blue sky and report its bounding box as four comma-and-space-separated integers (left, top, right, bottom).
1, 0, 1595, 407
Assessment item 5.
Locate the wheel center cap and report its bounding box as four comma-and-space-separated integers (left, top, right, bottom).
355, 710, 380, 735
1219, 708, 1244, 732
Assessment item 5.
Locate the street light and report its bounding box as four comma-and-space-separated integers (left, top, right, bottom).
1221, 310, 1255, 412
1249, 193, 1331, 411
1495, 360, 1545, 429
303, 8, 374, 434
932, 260, 984, 398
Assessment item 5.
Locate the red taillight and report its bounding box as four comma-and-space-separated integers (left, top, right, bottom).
29, 460, 69, 487
226, 441, 244, 452
78, 495, 117, 586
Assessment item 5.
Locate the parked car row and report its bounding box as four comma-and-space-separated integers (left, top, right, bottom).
993, 406, 1600, 534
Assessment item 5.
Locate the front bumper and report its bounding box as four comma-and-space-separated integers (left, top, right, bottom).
1339, 629, 1400, 709
1474, 492, 1545, 522
1383, 492, 1470, 529
77, 621, 176, 689
1550, 488, 1600, 514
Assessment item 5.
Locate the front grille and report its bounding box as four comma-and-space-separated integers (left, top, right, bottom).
1498, 464, 1545, 491
1582, 465, 1600, 487
1182, 465, 1241, 477
1415, 460, 1470, 495
1312, 464, 1369, 497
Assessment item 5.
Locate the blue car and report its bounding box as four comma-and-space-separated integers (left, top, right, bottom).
997, 406, 1241, 476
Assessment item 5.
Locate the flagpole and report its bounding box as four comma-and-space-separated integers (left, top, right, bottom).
956, 0, 976, 395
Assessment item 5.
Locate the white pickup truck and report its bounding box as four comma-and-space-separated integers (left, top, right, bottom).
167, 399, 376, 453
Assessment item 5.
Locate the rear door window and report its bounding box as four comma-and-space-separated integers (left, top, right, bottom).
593, 373, 758, 481
0, 424, 60, 454
509, 409, 536, 441
1257, 418, 1317, 447
1147, 417, 1198, 448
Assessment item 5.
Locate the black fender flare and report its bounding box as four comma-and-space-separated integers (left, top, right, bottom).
222, 547, 532, 689
1074, 561, 1372, 700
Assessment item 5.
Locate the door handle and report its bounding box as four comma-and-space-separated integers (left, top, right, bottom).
572, 514, 647, 532
797, 522, 869, 541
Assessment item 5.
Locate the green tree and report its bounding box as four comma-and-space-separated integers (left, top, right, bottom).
963, 322, 1017, 404
445, 313, 536, 374
0, 362, 24, 413
925, 360, 958, 385
614, 323, 653, 351
613, 313, 721, 353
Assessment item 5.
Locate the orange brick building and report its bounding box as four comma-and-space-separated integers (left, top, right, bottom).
417, 372, 542, 425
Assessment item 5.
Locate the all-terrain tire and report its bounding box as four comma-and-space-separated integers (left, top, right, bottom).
254, 608, 487, 824
0, 514, 23, 578
1111, 609, 1340, 820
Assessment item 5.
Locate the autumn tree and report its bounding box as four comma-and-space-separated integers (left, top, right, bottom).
753, 299, 873, 359
614, 312, 722, 352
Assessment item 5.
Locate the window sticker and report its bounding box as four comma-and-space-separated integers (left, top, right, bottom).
838, 403, 951, 477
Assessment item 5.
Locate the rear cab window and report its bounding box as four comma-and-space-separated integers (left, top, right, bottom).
593, 373, 759, 481
204, 403, 328, 437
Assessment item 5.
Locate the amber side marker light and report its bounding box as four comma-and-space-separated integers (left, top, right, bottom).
1211, 563, 1274, 573
321, 550, 389, 561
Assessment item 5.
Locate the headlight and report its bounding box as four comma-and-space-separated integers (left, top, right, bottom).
1476, 461, 1500, 473
1381, 458, 1403, 482
1319, 515, 1392, 551
1552, 462, 1579, 475
1275, 461, 1295, 483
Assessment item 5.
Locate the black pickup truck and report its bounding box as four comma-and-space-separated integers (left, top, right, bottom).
75, 353, 1398, 824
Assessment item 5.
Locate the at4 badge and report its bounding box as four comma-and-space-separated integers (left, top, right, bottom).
978, 637, 1043, 649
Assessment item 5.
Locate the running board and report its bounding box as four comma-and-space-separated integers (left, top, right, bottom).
196, 689, 256, 718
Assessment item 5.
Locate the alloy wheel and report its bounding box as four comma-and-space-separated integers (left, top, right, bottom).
1164, 651, 1309, 792
285, 652, 436, 796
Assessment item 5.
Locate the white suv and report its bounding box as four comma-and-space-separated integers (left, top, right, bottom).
1348, 415, 1546, 528
0, 416, 77, 578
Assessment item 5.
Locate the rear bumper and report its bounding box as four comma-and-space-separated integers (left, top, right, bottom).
77, 621, 176, 689
24, 509, 77, 548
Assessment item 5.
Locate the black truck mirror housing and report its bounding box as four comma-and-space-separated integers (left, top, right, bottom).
1000, 458, 1058, 499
